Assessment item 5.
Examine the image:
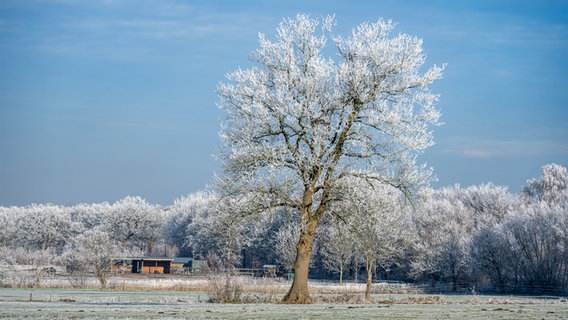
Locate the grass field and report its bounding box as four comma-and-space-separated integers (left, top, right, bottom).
1, 287, 567, 319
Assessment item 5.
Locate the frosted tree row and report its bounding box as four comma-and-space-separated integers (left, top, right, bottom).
0, 164, 566, 294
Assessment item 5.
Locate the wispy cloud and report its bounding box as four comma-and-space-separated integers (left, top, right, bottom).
2, 1, 273, 61
442, 131, 568, 159
462, 149, 493, 159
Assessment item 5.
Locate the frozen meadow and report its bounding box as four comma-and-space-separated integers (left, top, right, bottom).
0, 284, 567, 320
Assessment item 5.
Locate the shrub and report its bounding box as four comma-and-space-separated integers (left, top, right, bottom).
207, 275, 243, 303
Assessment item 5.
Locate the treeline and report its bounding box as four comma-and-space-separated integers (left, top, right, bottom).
0, 164, 566, 294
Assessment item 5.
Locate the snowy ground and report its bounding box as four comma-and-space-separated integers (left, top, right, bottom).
0, 287, 567, 319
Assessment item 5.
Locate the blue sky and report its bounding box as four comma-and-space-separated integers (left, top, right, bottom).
1, 0, 566, 206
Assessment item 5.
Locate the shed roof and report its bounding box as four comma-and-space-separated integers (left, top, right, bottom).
112, 257, 192, 262
172, 257, 192, 264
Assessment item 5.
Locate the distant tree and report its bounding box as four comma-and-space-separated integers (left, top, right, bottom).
104, 196, 162, 253
318, 217, 355, 285
470, 226, 514, 292
503, 203, 567, 293
521, 163, 568, 205
501, 164, 568, 293
0, 206, 17, 247
245, 209, 290, 270
335, 180, 410, 300
166, 191, 216, 256
217, 14, 444, 303
459, 183, 514, 226
275, 220, 301, 273
185, 194, 259, 280
69, 202, 111, 234
212, 196, 256, 283
14, 204, 73, 252
185, 194, 263, 303
183, 193, 222, 260
411, 187, 473, 291
463, 184, 515, 292
0, 247, 56, 288
65, 230, 116, 288
411, 184, 517, 291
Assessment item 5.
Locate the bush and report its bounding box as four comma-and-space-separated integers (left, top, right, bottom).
206, 275, 281, 303
207, 275, 243, 303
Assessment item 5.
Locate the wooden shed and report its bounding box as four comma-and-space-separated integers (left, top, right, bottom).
171, 257, 191, 269
131, 258, 172, 274
111, 257, 204, 275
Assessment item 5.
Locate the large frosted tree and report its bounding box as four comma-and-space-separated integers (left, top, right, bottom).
217, 14, 444, 303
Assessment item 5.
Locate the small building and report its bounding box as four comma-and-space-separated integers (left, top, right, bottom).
131, 257, 172, 274
111, 257, 207, 275
171, 257, 191, 274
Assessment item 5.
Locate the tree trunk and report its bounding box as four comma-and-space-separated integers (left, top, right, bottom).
365, 257, 373, 302
96, 264, 107, 289
226, 244, 231, 285
282, 218, 318, 304
339, 262, 343, 285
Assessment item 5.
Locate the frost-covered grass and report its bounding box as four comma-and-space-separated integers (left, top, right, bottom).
22, 273, 419, 295
1, 296, 567, 320
0, 288, 205, 304
1, 287, 567, 319
11, 274, 212, 291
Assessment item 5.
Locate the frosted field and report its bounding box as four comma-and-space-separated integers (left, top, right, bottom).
1, 288, 567, 320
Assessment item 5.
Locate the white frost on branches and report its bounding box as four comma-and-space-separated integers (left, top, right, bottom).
217, 14, 444, 302
217, 14, 444, 206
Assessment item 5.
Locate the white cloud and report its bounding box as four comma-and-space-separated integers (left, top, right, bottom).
2, 1, 274, 61
442, 133, 568, 159
462, 149, 492, 159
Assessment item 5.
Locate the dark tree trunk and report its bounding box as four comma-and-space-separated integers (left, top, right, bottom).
282, 217, 318, 304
